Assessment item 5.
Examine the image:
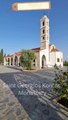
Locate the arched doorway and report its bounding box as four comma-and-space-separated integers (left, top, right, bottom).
14, 56, 18, 66
19, 57, 21, 66
42, 55, 46, 68
8, 58, 10, 65
11, 58, 13, 65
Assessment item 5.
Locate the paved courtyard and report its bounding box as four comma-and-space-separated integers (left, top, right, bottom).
0, 65, 68, 120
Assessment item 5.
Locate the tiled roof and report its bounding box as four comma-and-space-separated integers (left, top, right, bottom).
51, 48, 59, 52
31, 47, 40, 52
6, 47, 60, 57
15, 48, 40, 55
15, 52, 22, 55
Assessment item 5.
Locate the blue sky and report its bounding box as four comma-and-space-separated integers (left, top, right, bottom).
0, 0, 68, 60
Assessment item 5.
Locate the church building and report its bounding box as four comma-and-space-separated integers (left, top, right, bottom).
4, 16, 63, 69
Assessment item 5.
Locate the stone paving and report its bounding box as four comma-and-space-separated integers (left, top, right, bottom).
0, 65, 68, 120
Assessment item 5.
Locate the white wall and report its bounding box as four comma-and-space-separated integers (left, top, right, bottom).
50, 51, 63, 67
56, 52, 63, 67
40, 49, 49, 68
34, 52, 40, 69
4, 57, 7, 65
50, 52, 56, 66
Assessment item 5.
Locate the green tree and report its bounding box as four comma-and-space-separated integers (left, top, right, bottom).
53, 65, 68, 100
63, 61, 68, 66
0, 49, 4, 64
20, 50, 36, 70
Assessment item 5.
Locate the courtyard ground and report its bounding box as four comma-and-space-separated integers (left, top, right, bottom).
0, 65, 68, 120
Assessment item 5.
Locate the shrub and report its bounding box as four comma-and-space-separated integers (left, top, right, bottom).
63, 61, 68, 66
53, 65, 68, 100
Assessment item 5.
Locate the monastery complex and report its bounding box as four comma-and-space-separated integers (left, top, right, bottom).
4, 16, 63, 69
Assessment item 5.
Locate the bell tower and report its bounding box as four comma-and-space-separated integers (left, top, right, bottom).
40, 16, 50, 50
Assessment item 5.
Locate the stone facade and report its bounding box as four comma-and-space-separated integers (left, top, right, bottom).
4, 52, 21, 67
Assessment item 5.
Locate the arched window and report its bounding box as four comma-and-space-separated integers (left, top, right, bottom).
42, 21, 45, 26
43, 36, 45, 40
57, 58, 60, 62
43, 29, 45, 34
15, 56, 18, 66
42, 55, 46, 68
